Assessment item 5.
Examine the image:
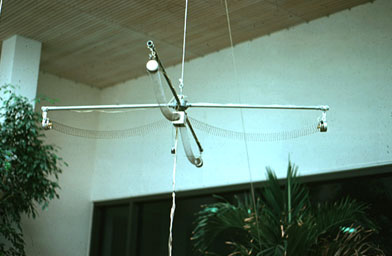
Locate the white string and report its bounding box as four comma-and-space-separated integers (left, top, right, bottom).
179, 0, 189, 94
224, 0, 262, 248
168, 7, 188, 252
168, 127, 179, 256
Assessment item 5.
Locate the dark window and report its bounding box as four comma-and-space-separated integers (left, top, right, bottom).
137, 199, 170, 255
90, 164, 392, 256
90, 204, 129, 256
101, 205, 129, 256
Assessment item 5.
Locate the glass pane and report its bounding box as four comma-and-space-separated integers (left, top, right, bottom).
137, 200, 171, 255
136, 192, 240, 256
101, 205, 129, 256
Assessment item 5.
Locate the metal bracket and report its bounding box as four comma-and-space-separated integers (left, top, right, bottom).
42, 110, 52, 130
147, 40, 156, 59
172, 111, 186, 127
178, 95, 188, 111
318, 111, 327, 132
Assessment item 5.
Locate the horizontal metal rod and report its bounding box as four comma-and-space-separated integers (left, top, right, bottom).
42, 103, 329, 112
186, 103, 329, 111
41, 104, 172, 112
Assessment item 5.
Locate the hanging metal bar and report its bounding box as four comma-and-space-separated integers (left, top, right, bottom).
186, 103, 329, 111
146, 40, 204, 158
185, 114, 203, 153
147, 41, 182, 107
41, 103, 172, 112
42, 103, 329, 112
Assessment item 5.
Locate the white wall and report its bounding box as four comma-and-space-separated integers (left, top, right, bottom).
17, 0, 392, 255
0, 35, 42, 104
92, 0, 392, 201
21, 72, 100, 256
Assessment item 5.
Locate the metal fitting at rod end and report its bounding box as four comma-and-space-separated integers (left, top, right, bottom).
318, 120, 327, 132
41, 110, 52, 130
42, 119, 53, 130
195, 158, 203, 168
146, 40, 154, 49
322, 105, 330, 111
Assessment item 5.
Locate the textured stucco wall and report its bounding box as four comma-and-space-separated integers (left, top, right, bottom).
21, 73, 100, 256
15, 0, 392, 255
0, 35, 42, 104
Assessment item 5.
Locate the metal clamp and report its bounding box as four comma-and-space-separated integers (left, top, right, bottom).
172, 111, 186, 127
318, 111, 327, 132
42, 110, 52, 130
146, 40, 156, 59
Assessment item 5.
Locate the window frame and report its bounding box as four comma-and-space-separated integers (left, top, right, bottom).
89, 163, 392, 256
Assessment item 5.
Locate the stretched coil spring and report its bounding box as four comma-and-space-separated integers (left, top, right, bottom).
50, 117, 319, 141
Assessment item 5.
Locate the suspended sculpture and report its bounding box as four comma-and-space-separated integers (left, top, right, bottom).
38, 1, 331, 256
41, 40, 328, 168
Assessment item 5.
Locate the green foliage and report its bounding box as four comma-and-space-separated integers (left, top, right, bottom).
0, 85, 65, 256
192, 162, 385, 256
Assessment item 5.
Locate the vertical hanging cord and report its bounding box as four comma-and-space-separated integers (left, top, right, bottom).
168, 2, 188, 255
168, 127, 179, 256
224, 0, 262, 249
179, 0, 189, 94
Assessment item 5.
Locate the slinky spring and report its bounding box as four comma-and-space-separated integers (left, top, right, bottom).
50, 117, 319, 142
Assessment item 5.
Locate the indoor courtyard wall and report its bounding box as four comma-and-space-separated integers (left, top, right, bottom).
92, 0, 392, 201
13, 0, 392, 255
21, 72, 100, 256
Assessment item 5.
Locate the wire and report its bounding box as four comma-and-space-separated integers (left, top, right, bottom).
168, 127, 179, 256
224, 0, 262, 248
169, 2, 188, 253
179, 0, 189, 94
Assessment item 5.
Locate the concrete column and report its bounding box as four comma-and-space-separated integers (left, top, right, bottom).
0, 35, 42, 106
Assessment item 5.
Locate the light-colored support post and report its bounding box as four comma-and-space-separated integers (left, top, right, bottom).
0, 35, 42, 108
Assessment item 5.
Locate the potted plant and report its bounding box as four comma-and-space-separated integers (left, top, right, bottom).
0, 85, 66, 256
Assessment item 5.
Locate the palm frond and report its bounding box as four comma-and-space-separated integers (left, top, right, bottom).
317, 226, 385, 256
192, 200, 252, 255
192, 162, 385, 256
313, 197, 374, 237
263, 167, 285, 218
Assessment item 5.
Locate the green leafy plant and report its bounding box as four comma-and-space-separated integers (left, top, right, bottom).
0, 85, 66, 256
191, 163, 384, 255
